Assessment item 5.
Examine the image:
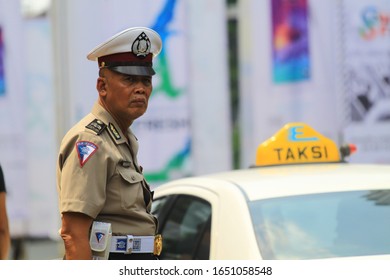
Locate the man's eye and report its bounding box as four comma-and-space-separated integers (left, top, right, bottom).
143, 78, 152, 85
125, 77, 136, 83
122, 76, 151, 86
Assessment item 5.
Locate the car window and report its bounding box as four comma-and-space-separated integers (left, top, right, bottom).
158, 195, 211, 260
249, 190, 390, 259
151, 196, 168, 219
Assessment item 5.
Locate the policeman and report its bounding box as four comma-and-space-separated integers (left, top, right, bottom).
56, 27, 162, 260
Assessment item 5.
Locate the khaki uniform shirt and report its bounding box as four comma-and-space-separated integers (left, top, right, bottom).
57, 102, 157, 236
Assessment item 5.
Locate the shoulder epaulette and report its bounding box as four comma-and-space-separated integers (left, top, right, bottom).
86, 119, 106, 135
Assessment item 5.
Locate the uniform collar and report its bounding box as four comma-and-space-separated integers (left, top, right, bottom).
91, 102, 137, 146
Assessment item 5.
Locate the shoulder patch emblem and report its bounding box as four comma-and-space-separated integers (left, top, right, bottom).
108, 123, 121, 140
86, 119, 106, 135
76, 141, 98, 167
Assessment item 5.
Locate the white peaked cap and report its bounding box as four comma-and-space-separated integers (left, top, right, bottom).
87, 27, 162, 76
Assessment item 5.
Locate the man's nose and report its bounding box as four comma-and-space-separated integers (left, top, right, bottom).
134, 83, 146, 94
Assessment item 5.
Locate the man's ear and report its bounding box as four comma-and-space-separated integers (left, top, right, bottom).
97, 77, 107, 96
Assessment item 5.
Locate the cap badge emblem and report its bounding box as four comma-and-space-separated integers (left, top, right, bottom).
131, 32, 151, 57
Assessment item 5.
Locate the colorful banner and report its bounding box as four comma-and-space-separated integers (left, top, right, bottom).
131, 0, 192, 186
0, 27, 5, 95
0, 0, 30, 237
271, 0, 310, 84
239, 0, 339, 168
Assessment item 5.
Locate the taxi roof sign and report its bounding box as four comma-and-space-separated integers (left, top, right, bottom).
256, 123, 341, 166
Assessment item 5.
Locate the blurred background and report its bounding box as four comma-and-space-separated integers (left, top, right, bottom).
0, 0, 389, 259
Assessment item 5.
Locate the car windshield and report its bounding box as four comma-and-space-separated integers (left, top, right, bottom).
249, 190, 390, 259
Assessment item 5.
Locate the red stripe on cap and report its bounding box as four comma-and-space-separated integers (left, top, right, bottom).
98, 52, 152, 67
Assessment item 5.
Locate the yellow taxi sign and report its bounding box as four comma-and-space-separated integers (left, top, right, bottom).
256, 123, 341, 166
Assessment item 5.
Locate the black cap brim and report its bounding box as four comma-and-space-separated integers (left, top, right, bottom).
109, 66, 156, 76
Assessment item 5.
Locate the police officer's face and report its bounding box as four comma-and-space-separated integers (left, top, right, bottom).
98, 69, 153, 126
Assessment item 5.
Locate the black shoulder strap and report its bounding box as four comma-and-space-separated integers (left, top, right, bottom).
86, 119, 107, 135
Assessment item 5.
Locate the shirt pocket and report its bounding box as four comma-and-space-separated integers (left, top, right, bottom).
117, 166, 144, 209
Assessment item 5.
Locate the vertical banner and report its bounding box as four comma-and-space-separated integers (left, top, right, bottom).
135, 0, 231, 183
24, 16, 58, 237
131, 0, 192, 186
342, 0, 390, 163
271, 0, 310, 83
0, 0, 60, 239
238, 0, 340, 168
0, 0, 30, 237
0, 27, 5, 95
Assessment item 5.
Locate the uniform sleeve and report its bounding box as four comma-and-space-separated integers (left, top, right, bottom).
58, 132, 109, 218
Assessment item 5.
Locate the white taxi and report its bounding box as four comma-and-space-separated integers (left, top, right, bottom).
151, 123, 390, 260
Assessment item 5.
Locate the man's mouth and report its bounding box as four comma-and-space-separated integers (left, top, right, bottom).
131, 98, 146, 105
